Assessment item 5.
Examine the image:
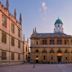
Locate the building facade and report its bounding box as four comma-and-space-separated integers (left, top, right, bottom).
30, 18, 72, 64
23, 40, 29, 63
0, 1, 24, 64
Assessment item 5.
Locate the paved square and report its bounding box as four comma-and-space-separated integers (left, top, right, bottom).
0, 64, 72, 72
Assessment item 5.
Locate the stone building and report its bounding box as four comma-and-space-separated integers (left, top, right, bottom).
23, 39, 29, 63
30, 18, 72, 64
0, 0, 24, 64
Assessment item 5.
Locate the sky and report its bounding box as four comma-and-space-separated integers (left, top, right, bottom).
1, 0, 72, 39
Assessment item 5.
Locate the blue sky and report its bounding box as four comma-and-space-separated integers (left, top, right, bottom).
1, 0, 72, 39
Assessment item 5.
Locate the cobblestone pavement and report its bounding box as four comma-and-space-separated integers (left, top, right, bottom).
0, 64, 72, 72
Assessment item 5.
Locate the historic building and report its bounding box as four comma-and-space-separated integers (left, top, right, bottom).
30, 18, 72, 64
23, 39, 29, 63
0, 0, 24, 64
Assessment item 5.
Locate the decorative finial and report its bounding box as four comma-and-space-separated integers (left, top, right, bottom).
35, 27, 37, 33
14, 8, 16, 18
33, 28, 34, 34
19, 13, 22, 25
6, 0, 9, 10
33, 27, 37, 34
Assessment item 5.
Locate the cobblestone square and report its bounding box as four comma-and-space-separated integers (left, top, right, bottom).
0, 64, 72, 72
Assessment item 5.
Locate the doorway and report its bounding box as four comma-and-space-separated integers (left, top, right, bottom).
57, 56, 62, 63
35, 60, 38, 63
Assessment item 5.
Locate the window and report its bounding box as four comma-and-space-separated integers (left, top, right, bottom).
36, 55, 38, 58
1, 51, 7, 60
65, 57, 68, 60
26, 55, 28, 60
71, 40, 72, 44
36, 41, 38, 45
51, 56, 53, 60
11, 52, 14, 60
18, 28, 20, 37
18, 40, 20, 48
43, 56, 46, 60
35, 49, 39, 53
2, 15, 7, 27
11, 37, 15, 46
2, 31, 7, 43
26, 47, 27, 52
64, 49, 68, 53
18, 53, 20, 60
64, 40, 67, 45
49, 39, 54, 45
11, 23, 15, 33
42, 40, 47, 45
57, 39, 62, 45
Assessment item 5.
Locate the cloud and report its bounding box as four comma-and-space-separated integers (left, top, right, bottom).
41, 1, 48, 13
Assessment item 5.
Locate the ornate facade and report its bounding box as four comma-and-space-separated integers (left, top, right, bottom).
0, 1, 24, 64
30, 18, 72, 63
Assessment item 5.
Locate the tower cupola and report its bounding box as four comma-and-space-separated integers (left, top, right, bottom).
54, 18, 63, 33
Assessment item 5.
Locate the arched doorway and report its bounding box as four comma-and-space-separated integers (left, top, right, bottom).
57, 49, 63, 63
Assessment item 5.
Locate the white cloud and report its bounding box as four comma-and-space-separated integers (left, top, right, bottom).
41, 1, 48, 13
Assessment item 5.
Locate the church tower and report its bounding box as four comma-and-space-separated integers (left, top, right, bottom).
54, 18, 63, 33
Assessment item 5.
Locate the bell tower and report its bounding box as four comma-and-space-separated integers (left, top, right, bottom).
54, 18, 63, 33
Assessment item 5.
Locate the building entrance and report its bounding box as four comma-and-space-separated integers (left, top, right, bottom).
35, 60, 38, 63
57, 56, 62, 63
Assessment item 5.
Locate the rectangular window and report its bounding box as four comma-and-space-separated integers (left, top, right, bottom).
11, 23, 15, 33
18, 28, 20, 37
42, 40, 47, 45
2, 15, 7, 27
11, 52, 14, 60
49, 39, 54, 45
2, 31, 7, 43
57, 39, 62, 45
11, 37, 15, 46
18, 40, 20, 48
18, 53, 20, 60
1, 51, 7, 60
